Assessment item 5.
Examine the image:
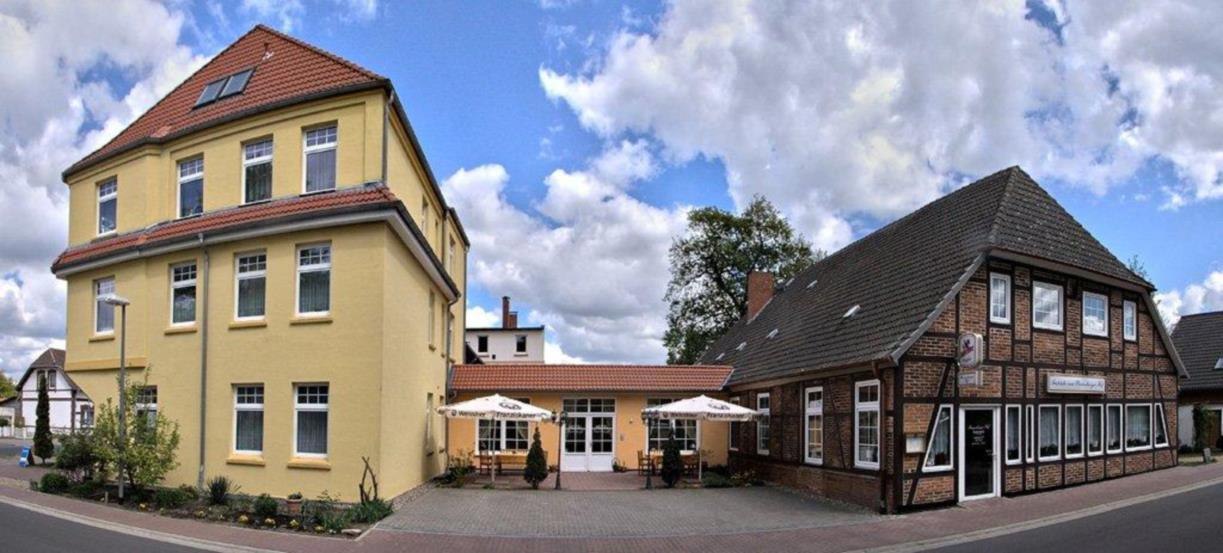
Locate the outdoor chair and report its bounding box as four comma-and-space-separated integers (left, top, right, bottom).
476, 452, 495, 475
637, 450, 655, 475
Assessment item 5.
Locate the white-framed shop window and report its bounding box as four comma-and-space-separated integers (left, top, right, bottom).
1125, 404, 1152, 451
1005, 405, 1022, 465
1106, 404, 1124, 454
296, 244, 331, 316
1038, 405, 1061, 461
294, 384, 329, 458
756, 393, 771, 455
990, 272, 1011, 324
1064, 404, 1084, 459
923, 404, 953, 472
1033, 281, 1063, 331
854, 380, 881, 470
804, 387, 824, 465
1082, 291, 1109, 337
233, 385, 264, 455
1087, 404, 1104, 456
1123, 300, 1137, 342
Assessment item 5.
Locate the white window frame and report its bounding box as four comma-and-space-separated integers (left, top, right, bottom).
428, 291, 437, 346
1032, 281, 1064, 331
1005, 404, 1022, 465
804, 387, 824, 465
177, 157, 204, 219
1082, 291, 1109, 338
923, 404, 953, 472
293, 384, 329, 459
97, 178, 117, 236
233, 385, 264, 455
302, 125, 337, 194
1038, 404, 1061, 462
756, 393, 770, 455
135, 386, 158, 428
1106, 404, 1124, 454
1064, 404, 1085, 459
234, 252, 267, 321
1123, 300, 1137, 342
241, 139, 274, 204
295, 243, 331, 317
989, 272, 1011, 324
94, 276, 116, 335
1025, 405, 1035, 463
1087, 404, 1104, 456
169, 262, 198, 326
728, 396, 741, 451
447, 237, 457, 276
1125, 403, 1152, 452
854, 380, 881, 470
1154, 403, 1169, 448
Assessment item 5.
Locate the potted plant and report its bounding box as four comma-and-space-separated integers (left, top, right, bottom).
285, 491, 303, 516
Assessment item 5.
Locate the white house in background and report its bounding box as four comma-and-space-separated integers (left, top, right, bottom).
465, 296, 545, 364
14, 349, 93, 437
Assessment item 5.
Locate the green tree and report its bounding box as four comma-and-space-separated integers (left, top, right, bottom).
1126, 254, 1150, 281
660, 430, 683, 488
664, 195, 821, 364
523, 427, 548, 489
0, 372, 15, 400
92, 375, 180, 494
33, 376, 53, 464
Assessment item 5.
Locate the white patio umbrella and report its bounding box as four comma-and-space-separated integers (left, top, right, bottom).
642, 395, 760, 484
437, 394, 553, 484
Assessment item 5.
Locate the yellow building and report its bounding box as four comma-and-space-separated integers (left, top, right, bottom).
447, 364, 734, 472
51, 25, 467, 500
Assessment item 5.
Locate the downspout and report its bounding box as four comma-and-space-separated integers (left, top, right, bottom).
196, 234, 210, 488
875, 360, 889, 513
382, 90, 395, 185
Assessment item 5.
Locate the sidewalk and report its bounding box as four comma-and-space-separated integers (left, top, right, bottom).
2, 461, 1222, 553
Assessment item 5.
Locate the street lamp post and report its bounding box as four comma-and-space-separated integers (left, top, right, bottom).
554, 412, 566, 490
102, 294, 130, 502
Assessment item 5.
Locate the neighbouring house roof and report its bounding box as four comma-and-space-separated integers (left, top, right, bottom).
14, 348, 82, 393
1173, 311, 1223, 391
466, 326, 546, 332
451, 364, 734, 393
703, 166, 1181, 386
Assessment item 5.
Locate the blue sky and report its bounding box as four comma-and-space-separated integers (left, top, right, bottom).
0, 0, 1221, 378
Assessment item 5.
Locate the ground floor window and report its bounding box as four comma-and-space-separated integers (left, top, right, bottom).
479, 397, 532, 452
79, 405, 95, 428
234, 385, 264, 454
804, 387, 823, 465
1106, 404, 1123, 453
1065, 405, 1084, 458
1005, 405, 1021, 464
756, 393, 771, 455
855, 380, 880, 470
1126, 404, 1152, 451
647, 398, 698, 452
1038, 405, 1060, 461
135, 386, 158, 430
294, 384, 329, 457
1154, 404, 1169, 448
923, 405, 952, 471
1025, 405, 1035, 462
1087, 405, 1103, 456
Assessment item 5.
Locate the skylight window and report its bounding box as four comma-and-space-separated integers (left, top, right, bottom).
807, 279, 818, 289
843, 304, 861, 318
194, 68, 255, 108
195, 78, 227, 107
736, 341, 747, 351
715, 352, 725, 361
767, 328, 779, 339
220, 69, 253, 98
1215, 357, 1223, 370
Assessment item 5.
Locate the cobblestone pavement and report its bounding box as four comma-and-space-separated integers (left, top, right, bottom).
378, 485, 878, 538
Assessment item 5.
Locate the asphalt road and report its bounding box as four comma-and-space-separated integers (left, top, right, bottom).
928, 481, 1223, 553
0, 502, 205, 553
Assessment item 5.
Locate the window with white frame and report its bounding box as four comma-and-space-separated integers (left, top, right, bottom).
428, 291, 437, 346
425, 393, 435, 453
1106, 404, 1123, 453
647, 398, 698, 452
924, 405, 952, 471
1065, 405, 1084, 458
447, 237, 457, 276
242, 139, 273, 204
1025, 405, 1035, 462
1005, 405, 1021, 464
1154, 404, 1169, 448
79, 405, 94, 428
1033, 281, 1063, 331
1123, 300, 1137, 341
235, 253, 266, 319
479, 398, 531, 452
294, 384, 329, 457
94, 277, 115, 334
1082, 291, 1109, 337
1087, 404, 1103, 456
729, 396, 741, 451
804, 387, 824, 465
855, 380, 881, 469
756, 393, 771, 455
421, 198, 431, 242
177, 158, 204, 218
296, 244, 331, 316
135, 386, 158, 428
234, 385, 264, 454
170, 262, 197, 325
1126, 404, 1152, 451
98, 178, 117, 235
303, 125, 337, 193
990, 273, 1011, 324
1038, 405, 1060, 461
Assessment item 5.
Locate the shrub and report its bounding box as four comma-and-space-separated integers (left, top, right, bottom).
660, 432, 682, 488
34, 378, 53, 464
206, 475, 237, 506
92, 376, 181, 493
39, 472, 70, 494
347, 499, 393, 523
253, 494, 279, 519
68, 480, 103, 498
154, 488, 192, 510
701, 472, 732, 488
56, 431, 99, 484
1193, 404, 1216, 451
177, 484, 199, 501
523, 428, 548, 489
287, 491, 303, 500
305, 491, 345, 533
730, 469, 761, 487
441, 450, 474, 488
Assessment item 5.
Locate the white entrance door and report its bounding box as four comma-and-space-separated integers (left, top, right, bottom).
561, 398, 616, 471
958, 406, 1000, 501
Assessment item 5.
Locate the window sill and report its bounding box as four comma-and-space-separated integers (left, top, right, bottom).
1033, 325, 1064, 333
921, 466, 953, 473
229, 320, 267, 330
513, 353, 528, 357
1083, 332, 1109, 339
95, 231, 117, 240
1125, 446, 1153, 453
165, 325, 198, 335
239, 199, 272, 207
226, 455, 266, 466
854, 464, 880, 471
290, 316, 332, 325
89, 334, 115, 343
287, 458, 331, 471
990, 318, 1011, 326
1038, 456, 1061, 463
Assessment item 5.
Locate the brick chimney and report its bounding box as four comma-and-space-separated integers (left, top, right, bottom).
502, 296, 518, 329
745, 271, 775, 320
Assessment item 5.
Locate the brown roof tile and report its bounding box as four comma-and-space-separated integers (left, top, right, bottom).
1173, 311, 1223, 391
451, 364, 734, 393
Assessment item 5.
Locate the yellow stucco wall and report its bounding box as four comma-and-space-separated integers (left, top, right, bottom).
61, 89, 466, 501
446, 393, 729, 471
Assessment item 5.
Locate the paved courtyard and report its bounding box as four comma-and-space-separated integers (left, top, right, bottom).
379, 484, 878, 538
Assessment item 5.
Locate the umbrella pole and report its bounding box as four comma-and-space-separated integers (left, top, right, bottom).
645, 415, 652, 490
490, 415, 496, 486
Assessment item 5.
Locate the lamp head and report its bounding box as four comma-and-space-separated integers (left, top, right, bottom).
101, 294, 131, 307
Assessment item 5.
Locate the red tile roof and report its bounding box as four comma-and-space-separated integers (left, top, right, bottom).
52, 185, 398, 273
65, 24, 385, 179
451, 364, 734, 393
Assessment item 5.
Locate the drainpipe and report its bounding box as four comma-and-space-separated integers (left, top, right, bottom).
382, 90, 396, 185
196, 234, 211, 489
875, 361, 889, 514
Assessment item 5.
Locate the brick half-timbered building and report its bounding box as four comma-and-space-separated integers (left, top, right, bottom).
702, 166, 1186, 512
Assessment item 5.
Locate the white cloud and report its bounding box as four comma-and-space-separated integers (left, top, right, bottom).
1155, 270, 1223, 327
465, 305, 500, 328
540, 0, 1223, 250
241, 0, 304, 32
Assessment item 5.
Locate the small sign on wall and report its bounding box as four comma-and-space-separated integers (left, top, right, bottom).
1047, 375, 1106, 394
959, 370, 982, 388
958, 332, 983, 369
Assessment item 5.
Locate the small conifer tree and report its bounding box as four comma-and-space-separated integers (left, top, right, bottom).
524, 427, 548, 489
660, 430, 683, 488
34, 376, 54, 464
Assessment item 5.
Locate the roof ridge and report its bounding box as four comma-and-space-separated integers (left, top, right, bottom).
984, 166, 1024, 246
252, 24, 385, 81
1178, 310, 1223, 319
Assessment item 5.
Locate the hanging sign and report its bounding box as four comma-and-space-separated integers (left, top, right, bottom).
1047, 375, 1106, 394
959, 370, 982, 387
958, 332, 983, 369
